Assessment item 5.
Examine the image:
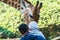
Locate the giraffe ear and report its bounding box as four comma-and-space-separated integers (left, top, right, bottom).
40, 3, 43, 8
37, 0, 39, 4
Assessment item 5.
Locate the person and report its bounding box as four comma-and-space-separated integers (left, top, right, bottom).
23, 9, 46, 40
28, 21, 46, 39
24, 6, 45, 40
18, 23, 46, 40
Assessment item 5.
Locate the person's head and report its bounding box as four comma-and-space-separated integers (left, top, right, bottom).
28, 21, 39, 30
18, 23, 29, 35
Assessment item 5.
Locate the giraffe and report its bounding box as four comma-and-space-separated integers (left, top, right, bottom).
0, 0, 42, 23
0, 0, 21, 10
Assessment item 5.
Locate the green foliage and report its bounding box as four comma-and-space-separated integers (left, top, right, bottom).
0, 0, 60, 40
40, 24, 60, 40
0, 2, 23, 33
0, 27, 20, 38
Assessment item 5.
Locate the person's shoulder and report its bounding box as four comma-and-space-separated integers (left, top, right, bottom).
20, 36, 25, 40
20, 33, 35, 40
25, 33, 35, 38
35, 35, 46, 40
28, 33, 46, 40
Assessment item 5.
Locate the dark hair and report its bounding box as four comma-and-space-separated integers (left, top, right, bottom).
18, 23, 28, 34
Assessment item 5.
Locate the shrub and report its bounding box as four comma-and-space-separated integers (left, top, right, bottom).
0, 27, 20, 39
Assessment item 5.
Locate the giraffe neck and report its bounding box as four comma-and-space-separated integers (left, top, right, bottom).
0, 0, 20, 10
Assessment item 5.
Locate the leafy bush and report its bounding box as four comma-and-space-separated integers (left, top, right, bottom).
0, 27, 20, 39
40, 24, 60, 40
0, 2, 22, 33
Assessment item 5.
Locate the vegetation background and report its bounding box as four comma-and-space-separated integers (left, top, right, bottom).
0, 0, 60, 40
